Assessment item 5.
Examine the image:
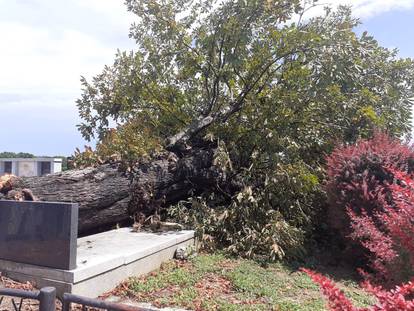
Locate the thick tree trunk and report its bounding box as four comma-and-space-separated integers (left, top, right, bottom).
12, 164, 131, 234
7, 145, 223, 235
128, 146, 224, 217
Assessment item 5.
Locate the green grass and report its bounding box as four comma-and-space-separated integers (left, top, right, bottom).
114, 253, 375, 310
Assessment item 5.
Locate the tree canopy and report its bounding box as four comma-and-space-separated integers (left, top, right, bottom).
77, 1, 414, 162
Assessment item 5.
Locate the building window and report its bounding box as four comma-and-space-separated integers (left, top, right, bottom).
4, 161, 12, 174
40, 162, 51, 175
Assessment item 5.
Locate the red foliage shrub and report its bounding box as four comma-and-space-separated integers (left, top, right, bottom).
302, 269, 360, 311
302, 268, 414, 311
325, 132, 414, 263
386, 169, 414, 263
348, 167, 414, 284
311, 133, 414, 309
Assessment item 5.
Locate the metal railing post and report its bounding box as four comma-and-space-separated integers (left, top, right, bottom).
1, 286, 150, 311
62, 293, 71, 311
38, 287, 56, 311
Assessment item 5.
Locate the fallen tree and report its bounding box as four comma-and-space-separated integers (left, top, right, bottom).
2, 1, 413, 259
3, 141, 228, 234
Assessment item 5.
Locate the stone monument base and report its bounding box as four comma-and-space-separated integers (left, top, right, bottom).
0, 228, 195, 297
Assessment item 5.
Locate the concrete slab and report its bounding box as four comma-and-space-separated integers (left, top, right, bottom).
0, 228, 195, 298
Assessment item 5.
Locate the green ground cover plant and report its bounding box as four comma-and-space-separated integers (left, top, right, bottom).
107, 253, 374, 311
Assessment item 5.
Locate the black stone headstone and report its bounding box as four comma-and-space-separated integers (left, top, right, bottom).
0, 200, 78, 270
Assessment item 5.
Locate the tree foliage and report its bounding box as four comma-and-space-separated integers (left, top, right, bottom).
168, 161, 321, 260
0, 152, 35, 158
77, 1, 414, 157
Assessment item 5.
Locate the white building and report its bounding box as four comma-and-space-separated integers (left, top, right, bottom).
0, 158, 62, 177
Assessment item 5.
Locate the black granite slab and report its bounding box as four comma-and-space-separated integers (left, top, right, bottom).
0, 200, 78, 270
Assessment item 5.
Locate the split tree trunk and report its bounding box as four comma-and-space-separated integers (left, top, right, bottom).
9, 145, 224, 235
5, 111, 237, 235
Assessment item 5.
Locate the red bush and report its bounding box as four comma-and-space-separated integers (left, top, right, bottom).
348, 167, 414, 284
302, 269, 360, 311
303, 268, 414, 311
386, 169, 414, 263
309, 133, 414, 309
325, 132, 414, 263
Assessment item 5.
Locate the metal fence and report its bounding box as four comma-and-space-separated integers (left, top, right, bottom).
0, 287, 56, 311
0, 287, 152, 311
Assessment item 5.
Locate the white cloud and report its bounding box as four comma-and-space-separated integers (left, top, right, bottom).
314, 0, 414, 18
0, 0, 137, 154
0, 23, 113, 93
75, 0, 135, 29
0, 0, 135, 97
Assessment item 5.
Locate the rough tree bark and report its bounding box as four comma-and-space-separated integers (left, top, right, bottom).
128, 145, 225, 216
3, 141, 225, 235
10, 164, 131, 234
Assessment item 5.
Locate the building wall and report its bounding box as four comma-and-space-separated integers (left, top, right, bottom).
53, 161, 62, 174
0, 158, 63, 177
18, 161, 37, 177
12, 161, 18, 175
0, 161, 15, 175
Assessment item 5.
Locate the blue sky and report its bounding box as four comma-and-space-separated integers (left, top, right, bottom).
358, 9, 414, 59
1, 0, 414, 156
